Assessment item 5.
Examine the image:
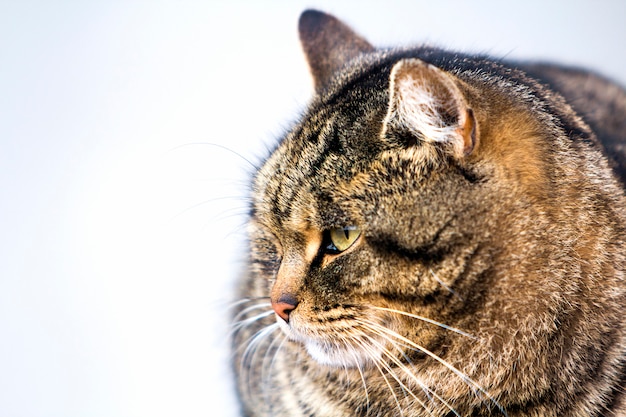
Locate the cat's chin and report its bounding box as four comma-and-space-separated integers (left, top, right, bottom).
277, 317, 381, 368
304, 340, 376, 368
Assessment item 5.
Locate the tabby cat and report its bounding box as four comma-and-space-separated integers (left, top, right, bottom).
232, 10, 626, 417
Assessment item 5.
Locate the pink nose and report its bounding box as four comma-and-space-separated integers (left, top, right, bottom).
271, 295, 298, 322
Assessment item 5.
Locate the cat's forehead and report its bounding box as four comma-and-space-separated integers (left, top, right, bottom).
253, 113, 379, 231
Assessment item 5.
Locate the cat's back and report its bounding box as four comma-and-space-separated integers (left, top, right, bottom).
519, 63, 626, 185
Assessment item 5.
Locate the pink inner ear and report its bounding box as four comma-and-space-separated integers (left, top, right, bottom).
382, 58, 477, 157
458, 108, 477, 156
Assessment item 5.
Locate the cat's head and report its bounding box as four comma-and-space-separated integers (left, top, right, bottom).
247, 10, 590, 372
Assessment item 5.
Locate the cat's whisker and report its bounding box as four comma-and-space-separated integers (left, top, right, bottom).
227, 298, 271, 326
230, 309, 275, 337
389, 346, 452, 415
239, 324, 275, 368
364, 342, 434, 416
368, 305, 477, 339
330, 333, 350, 382
234, 311, 276, 355
239, 323, 280, 403
346, 345, 371, 413
355, 325, 456, 416
227, 297, 271, 311
232, 304, 274, 329
353, 337, 407, 417
221, 218, 253, 242
354, 333, 445, 417
201, 207, 250, 231
429, 268, 464, 302
229, 300, 274, 400
170, 195, 251, 222
361, 320, 507, 416
168, 141, 258, 169
261, 329, 288, 402
332, 331, 371, 402
356, 324, 460, 416
230, 301, 272, 322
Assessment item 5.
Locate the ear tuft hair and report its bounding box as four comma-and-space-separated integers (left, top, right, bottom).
382, 59, 477, 157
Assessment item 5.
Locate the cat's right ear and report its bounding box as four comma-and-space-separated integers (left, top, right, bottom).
299, 10, 374, 91
381, 58, 478, 158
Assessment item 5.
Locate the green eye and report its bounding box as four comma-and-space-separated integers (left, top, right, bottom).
326, 226, 362, 253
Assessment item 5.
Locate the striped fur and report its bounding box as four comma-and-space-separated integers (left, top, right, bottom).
232, 10, 626, 417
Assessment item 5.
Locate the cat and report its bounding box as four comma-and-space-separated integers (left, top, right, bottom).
232, 9, 626, 417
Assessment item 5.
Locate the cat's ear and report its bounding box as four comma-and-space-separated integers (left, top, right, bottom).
381, 58, 478, 157
299, 10, 375, 91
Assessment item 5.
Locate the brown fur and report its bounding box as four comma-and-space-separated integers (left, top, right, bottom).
233, 10, 626, 417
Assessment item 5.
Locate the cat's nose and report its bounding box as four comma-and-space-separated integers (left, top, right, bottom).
271, 294, 299, 322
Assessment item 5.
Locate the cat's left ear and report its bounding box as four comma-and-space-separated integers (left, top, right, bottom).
299, 10, 375, 91
381, 58, 478, 158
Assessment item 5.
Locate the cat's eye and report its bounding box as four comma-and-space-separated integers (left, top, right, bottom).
325, 226, 361, 254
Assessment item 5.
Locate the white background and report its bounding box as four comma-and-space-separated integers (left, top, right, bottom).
1, 1, 624, 416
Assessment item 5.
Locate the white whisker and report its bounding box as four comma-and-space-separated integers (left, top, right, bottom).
227, 297, 268, 310
239, 323, 280, 403
170, 195, 251, 222
239, 322, 279, 365
232, 302, 273, 324
230, 310, 275, 337
361, 320, 507, 416
261, 330, 288, 402
429, 268, 464, 301
346, 348, 371, 413
354, 337, 406, 417
357, 323, 459, 416
167, 141, 258, 169
369, 305, 476, 339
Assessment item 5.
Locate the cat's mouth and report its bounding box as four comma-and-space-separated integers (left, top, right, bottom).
275, 312, 385, 368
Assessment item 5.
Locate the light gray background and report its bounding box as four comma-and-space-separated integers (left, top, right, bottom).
1, 1, 624, 416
